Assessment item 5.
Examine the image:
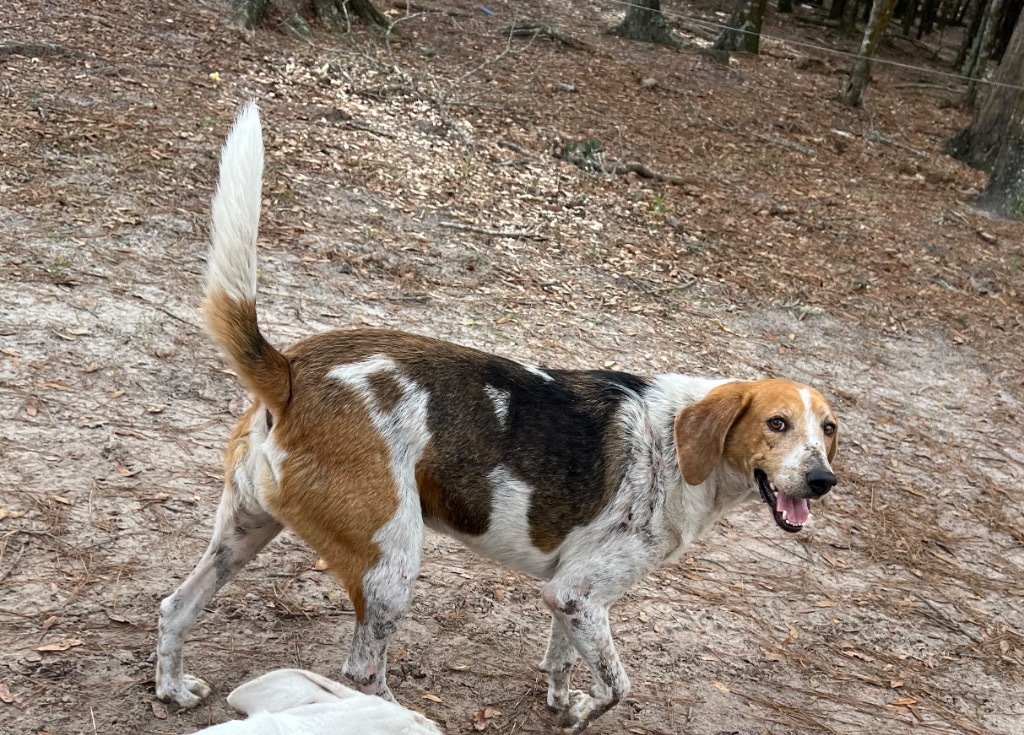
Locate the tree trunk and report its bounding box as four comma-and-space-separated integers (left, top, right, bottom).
844, 0, 900, 105
918, 0, 940, 35
779, 0, 795, 12
964, 0, 1006, 106
840, 0, 863, 33
902, 0, 921, 34
231, 0, 387, 30
715, 0, 770, 53
947, 12, 1024, 169
957, 0, 991, 68
232, 0, 272, 27
609, 0, 679, 43
976, 105, 1024, 217
830, 0, 848, 19
993, 0, 1024, 60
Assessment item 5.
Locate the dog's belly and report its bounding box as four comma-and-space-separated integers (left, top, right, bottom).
425, 466, 561, 580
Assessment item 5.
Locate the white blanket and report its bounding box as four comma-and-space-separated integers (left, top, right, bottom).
186, 669, 444, 735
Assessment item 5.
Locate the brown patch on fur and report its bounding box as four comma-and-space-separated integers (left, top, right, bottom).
203, 289, 291, 417
261, 373, 399, 620
367, 371, 405, 415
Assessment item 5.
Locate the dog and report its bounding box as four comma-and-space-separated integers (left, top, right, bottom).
155, 102, 839, 734
187, 669, 442, 734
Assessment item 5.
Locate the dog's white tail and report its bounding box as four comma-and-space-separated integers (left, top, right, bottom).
203, 102, 291, 417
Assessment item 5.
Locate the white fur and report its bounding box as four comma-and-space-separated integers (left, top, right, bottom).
520, 363, 553, 381
483, 385, 510, 428
207, 101, 264, 303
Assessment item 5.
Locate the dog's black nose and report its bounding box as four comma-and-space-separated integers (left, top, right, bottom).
806, 468, 837, 497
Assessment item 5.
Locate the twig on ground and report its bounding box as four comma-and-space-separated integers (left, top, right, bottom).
439, 220, 548, 241
865, 129, 927, 158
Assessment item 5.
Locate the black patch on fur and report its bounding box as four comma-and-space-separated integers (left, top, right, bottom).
265, 409, 273, 430
407, 349, 649, 544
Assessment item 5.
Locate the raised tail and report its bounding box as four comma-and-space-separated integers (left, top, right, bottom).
202, 101, 291, 417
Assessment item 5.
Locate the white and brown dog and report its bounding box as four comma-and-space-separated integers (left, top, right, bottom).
155, 103, 839, 733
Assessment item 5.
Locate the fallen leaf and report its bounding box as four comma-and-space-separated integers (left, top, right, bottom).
711, 680, 730, 693
26, 404, 37, 417
0, 509, 27, 521
889, 696, 918, 706
421, 693, 442, 703
314, 558, 329, 571
106, 611, 130, 624
151, 701, 168, 719
0, 681, 13, 703
116, 463, 139, 478
41, 616, 60, 630
50, 495, 72, 506
36, 637, 83, 652
814, 600, 837, 607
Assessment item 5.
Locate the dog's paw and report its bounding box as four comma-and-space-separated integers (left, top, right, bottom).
547, 687, 584, 712
557, 691, 595, 729
157, 675, 212, 709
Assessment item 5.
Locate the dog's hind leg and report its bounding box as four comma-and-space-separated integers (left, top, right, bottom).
155, 478, 282, 708
540, 617, 581, 710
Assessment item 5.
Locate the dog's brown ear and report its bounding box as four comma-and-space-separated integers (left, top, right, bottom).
673, 383, 751, 486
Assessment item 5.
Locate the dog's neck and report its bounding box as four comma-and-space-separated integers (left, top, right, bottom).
631, 375, 759, 561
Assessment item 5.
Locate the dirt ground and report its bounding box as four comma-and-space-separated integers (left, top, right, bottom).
2, 1, 1023, 734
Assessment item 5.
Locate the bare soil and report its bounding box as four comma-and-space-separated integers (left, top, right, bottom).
1, 2, 1023, 734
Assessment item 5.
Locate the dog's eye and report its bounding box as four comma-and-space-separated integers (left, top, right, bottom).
823, 422, 836, 436
767, 417, 787, 432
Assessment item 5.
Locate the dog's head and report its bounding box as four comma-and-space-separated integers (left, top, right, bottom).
673, 379, 838, 533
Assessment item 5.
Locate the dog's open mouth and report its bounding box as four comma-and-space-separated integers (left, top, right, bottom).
755, 470, 808, 533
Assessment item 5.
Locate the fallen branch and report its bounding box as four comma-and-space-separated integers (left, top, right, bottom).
391, 0, 470, 16
555, 145, 700, 188
500, 23, 595, 53
497, 139, 537, 157
439, 220, 548, 241
0, 41, 83, 59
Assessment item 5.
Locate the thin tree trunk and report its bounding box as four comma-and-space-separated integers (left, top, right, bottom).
609, 0, 679, 43
840, 0, 864, 33
918, 0, 940, 35
957, 0, 990, 67
715, 0, 770, 52
830, 0, 848, 19
964, 0, 1006, 105
903, 0, 921, 33
948, 12, 1024, 169
844, 0, 900, 105
779, 0, 795, 12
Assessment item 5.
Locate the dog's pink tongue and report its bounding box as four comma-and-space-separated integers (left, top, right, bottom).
776, 493, 810, 525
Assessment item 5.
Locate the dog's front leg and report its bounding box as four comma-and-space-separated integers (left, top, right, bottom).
541, 583, 630, 734
539, 616, 580, 710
